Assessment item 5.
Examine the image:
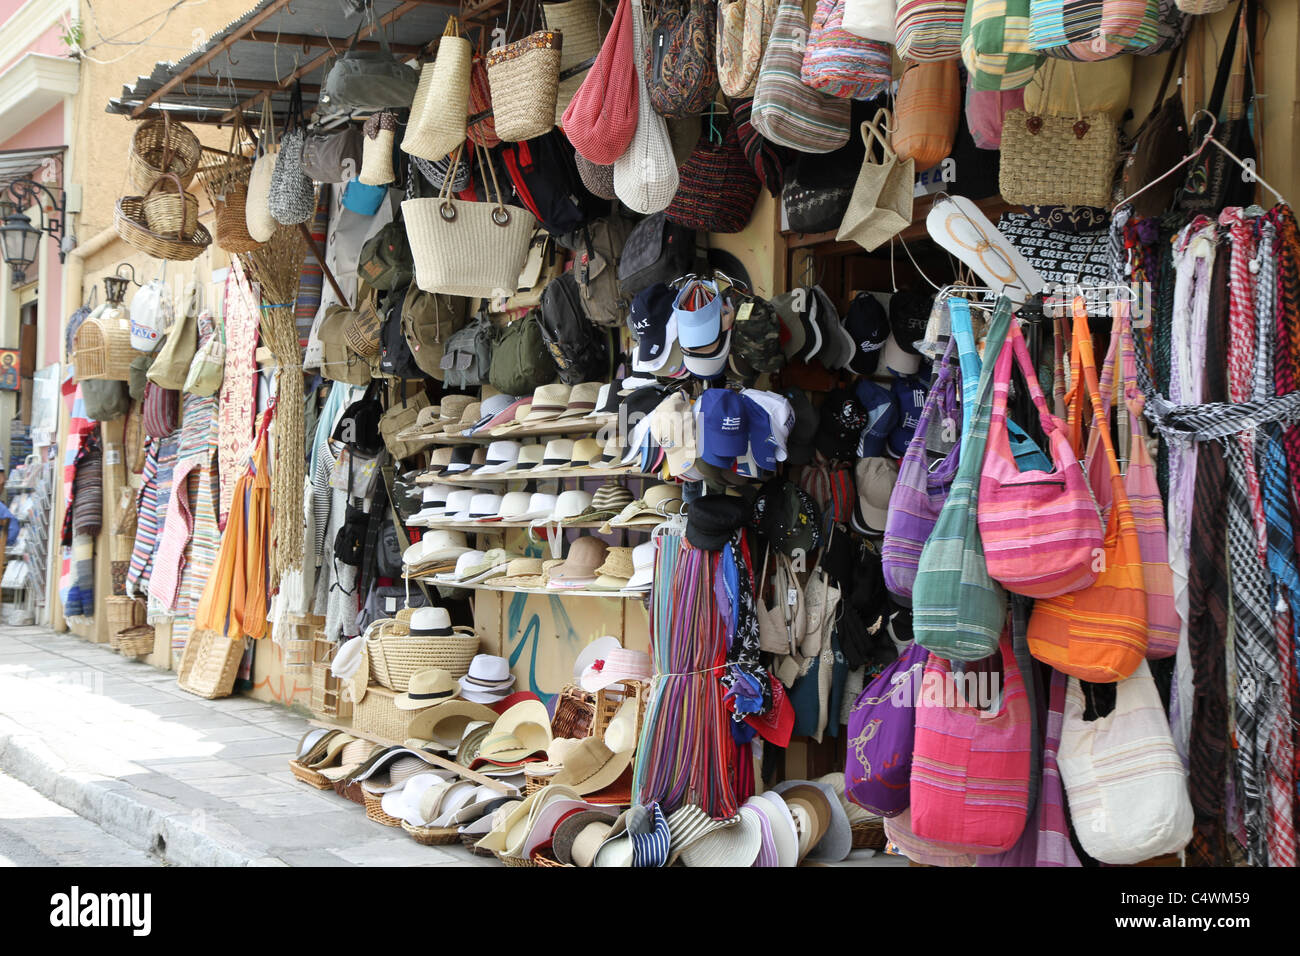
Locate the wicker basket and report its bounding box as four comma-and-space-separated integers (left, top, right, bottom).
72, 307, 134, 381
594, 680, 647, 741
197, 143, 262, 254
352, 684, 410, 742
106, 596, 146, 634
289, 759, 334, 790
524, 767, 557, 796
333, 777, 366, 805
531, 849, 569, 867
363, 790, 404, 827
498, 853, 537, 867
851, 819, 887, 850
367, 626, 479, 691
176, 627, 244, 700
461, 832, 496, 857
117, 625, 156, 660
552, 683, 596, 739
402, 821, 461, 845
142, 172, 200, 237
115, 193, 212, 262
129, 115, 202, 192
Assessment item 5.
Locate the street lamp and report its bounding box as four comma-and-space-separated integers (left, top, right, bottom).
0, 174, 69, 283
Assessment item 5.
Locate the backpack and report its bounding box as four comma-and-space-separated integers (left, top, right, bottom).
489, 313, 559, 396
378, 288, 426, 379
81, 379, 130, 422
441, 312, 496, 389
569, 215, 631, 328
357, 220, 413, 291
401, 284, 469, 379
538, 273, 611, 385
616, 212, 696, 295
499, 130, 609, 237
334, 380, 385, 453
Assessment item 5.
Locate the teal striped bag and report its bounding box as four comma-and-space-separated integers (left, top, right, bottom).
911, 295, 1012, 662
752, 0, 851, 152
1028, 0, 1161, 61
961, 0, 1045, 91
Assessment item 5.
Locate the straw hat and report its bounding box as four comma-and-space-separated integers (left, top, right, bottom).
522, 796, 619, 859
562, 481, 634, 525
405, 699, 500, 748
608, 484, 684, 527
771, 779, 852, 862
469, 698, 551, 768
680, 804, 764, 867
394, 668, 459, 711
752, 791, 799, 868
317, 738, 382, 781
591, 546, 635, 589
558, 381, 604, 418
534, 438, 577, 472
507, 443, 545, 473
521, 383, 572, 423
666, 805, 740, 865
490, 400, 533, 435
774, 783, 833, 863
356, 750, 450, 794
476, 783, 583, 857
570, 819, 615, 866
542, 0, 604, 123
456, 720, 493, 765
496, 557, 545, 585
508, 558, 565, 589
548, 535, 608, 587
550, 738, 634, 796
553, 808, 617, 865
426, 446, 455, 474
569, 437, 603, 466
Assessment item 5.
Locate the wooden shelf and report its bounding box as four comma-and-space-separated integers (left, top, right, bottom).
782, 194, 1016, 254
412, 577, 649, 599
418, 415, 616, 446
416, 467, 657, 486
406, 519, 654, 532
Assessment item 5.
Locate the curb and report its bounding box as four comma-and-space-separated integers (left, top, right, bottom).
0, 723, 287, 868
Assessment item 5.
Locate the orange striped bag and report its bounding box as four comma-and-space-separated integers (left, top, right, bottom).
1027, 296, 1148, 681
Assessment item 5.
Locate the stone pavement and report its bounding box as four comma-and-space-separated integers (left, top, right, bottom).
0, 771, 160, 867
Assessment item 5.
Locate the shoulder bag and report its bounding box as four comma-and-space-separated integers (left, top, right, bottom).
961, 0, 1044, 91
1027, 0, 1159, 60
302, 122, 363, 184
403, 17, 471, 162
665, 121, 760, 234
268, 83, 317, 226
146, 284, 201, 391
184, 311, 225, 397
644, 0, 719, 118
1119, 44, 1187, 219
751, 0, 851, 153
842, 0, 896, 42
322, 8, 419, 111
245, 99, 279, 242
613, 0, 679, 213
895, 0, 964, 60
845, 639, 929, 816
892, 58, 961, 170
487, 24, 562, 142
799, 0, 891, 101
716, 0, 778, 98
563, 0, 639, 165
835, 109, 914, 254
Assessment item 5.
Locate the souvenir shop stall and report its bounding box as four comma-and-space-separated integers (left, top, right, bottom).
58, 0, 1300, 865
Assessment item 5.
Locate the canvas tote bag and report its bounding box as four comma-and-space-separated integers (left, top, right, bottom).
1027, 296, 1148, 682
751, 0, 851, 153
245, 100, 279, 243
146, 283, 201, 391
1058, 660, 1193, 864
613, 0, 679, 214
835, 110, 914, 253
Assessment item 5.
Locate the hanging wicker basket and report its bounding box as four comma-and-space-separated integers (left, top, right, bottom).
128, 115, 202, 193
142, 172, 200, 237
107, 596, 146, 635
197, 146, 263, 254
116, 191, 212, 262
72, 305, 135, 381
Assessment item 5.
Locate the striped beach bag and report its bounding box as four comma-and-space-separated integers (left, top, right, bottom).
1027, 296, 1148, 681
1028, 0, 1160, 61
910, 630, 1032, 853
895, 0, 967, 61
751, 0, 851, 152
962, 0, 1045, 91
977, 317, 1103, 599
800, 0, 893, 100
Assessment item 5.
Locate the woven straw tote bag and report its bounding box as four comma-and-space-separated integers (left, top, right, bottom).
359, 111, 397, 185
245, 100, 279, 242
835, 110, 914, 253
403, 18, 471, 162
613, 0, 678, 213
402, 146, 538, 299
543, 0, 605, 123
487, 30, 562, 142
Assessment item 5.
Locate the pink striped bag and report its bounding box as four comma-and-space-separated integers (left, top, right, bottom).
910, 630, 1032, 853
1088, 301, 1179, 659
978, 320, 1103, 599
800, 0, 892, 100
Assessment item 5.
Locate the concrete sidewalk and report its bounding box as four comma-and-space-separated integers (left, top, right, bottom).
0, 625, 494, 866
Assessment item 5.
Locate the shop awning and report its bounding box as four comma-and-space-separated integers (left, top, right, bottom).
105, 0, 508, 127
0, 146, 67, 189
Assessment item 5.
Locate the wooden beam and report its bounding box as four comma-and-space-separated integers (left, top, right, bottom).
245, 29, 426, 56
130, 0, 298, 118
178, 75, 321, 94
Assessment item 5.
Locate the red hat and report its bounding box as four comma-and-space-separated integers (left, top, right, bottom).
491, 690, 542, 716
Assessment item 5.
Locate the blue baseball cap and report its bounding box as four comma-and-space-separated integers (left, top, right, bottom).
741, 393, 777, 472
887, 374, 928, 458
855, 379, 899, 458
699, 388, 749, 467
674, 280, 725, 350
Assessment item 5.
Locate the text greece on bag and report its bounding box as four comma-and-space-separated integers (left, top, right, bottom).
1028, 0, 1159, 60
910, 630, 1032, 853
402, 18, 471, 162
911, 296, 1012, 663
835, 109, 915, 253
845, 640, 929, 816
999, 61, 1118, 209
842, 0, 896, 42
268, 84, 317, 226
800, 0, 892, 100
614, 0, 679, 213
1027, 295, 1148, 682
644, 0, 720, 118
716, 0, 778, 98
751, 0, 851, 153
892, 58, 961, 170
882, 339, 960, 604
978, 318, 1103, 598
563, 0, 639, 165
245, 100, 279, 243
487, 30, 562, 142
895, 0, 965, 60
1058, 661, 1193, 864
402, 148, 538, 299
322, 9, 419, 112
962, 0, 1044, 91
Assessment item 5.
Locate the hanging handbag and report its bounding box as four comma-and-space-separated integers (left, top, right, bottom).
716, 0, 778, 98
845, 640, 929, 816
962, 0, 1044, 91
800, 0, 892, 100
321, 8, 420, 112
1143, 0, 1189, 54
1058, 661, 1194, 863
184, 312, 225, 397
911, 297, 1012, 663
487, 29, 563, 142
1177, 0, 1257, 214
882, 339, 960, 604
978, 319, 1103, 599
1028, 0, 1158, 60
208, 117, 261, 254
245, 100, 279, 243
910, 630, 1032, 853
751, 0, 851, 153
142, 382, 179, 439
129, 265, 172, 352
999, 62, 1118, 208
563, 0, 639, 165
402, 146, 538, 299
1176, 0, 1226, 11
359, 112, 398, 186
644, 0, 719, 118
1025, 55, 1132, 124
835, 110, 915, 253
302, 122, 363, 183
781, 111, 868, 234
403, 18, 472, 162
379, 390, 432, 461
146, 284, 202, 391
895, 0, 964, 60
965, 81, 1024, 150
613, 0, 679, 213
665, 120, 760, 234
404, 282, 470, 377
1119, 45, 1187, 218
893, 59, 961, 170
731, 96, 793, 195
466, 54, 502, 148
542, 0, 605, 124
842, 0, 896, 41
268, 83, 317, 226
1027, 296, 1148, 682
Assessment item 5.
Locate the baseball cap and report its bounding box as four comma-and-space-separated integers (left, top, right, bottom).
631, 284, 678, 373
699, 389, 749, 468
741, 389, 791, 471
888, 374, 928, 458
810, 286, 851, 370
674, 279, 725, 351
686, 494, 749, 551
889, 290, 933, 356
739, 393, 779, 472
881, 332, 921, 376
681, 330, 731, 380
854, 380, 899, 458
814, 389, 870, 461
649, 391, 697, 476
854, 457, 898, 534
752, 479, 822, 558
770, 290, 806, 360
844, 292, 890, 376
783, 389, 819, 466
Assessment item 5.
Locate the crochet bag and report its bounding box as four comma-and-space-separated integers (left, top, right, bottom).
844, 640, 929, 816
882, 339, 959, 604
910, 630, 1032, 853
613, 0, 679, 213
978, 318, 1103, 599
961, 0, 1044, 91
912, 296, 1011, 663
716, 0, 778, 98
1058, 661, 1193, 864
892, 59, 961, 170
895, 0, 964, 60
403, 18, 471, 162
563, 0, 639, 165
268, 85, 317, 226
1027, 296, 1148, 682
487, 30, 562, 142
800, 0, 892, 101
643, 0, 719, 118
835, 110, 914, 253
751, 0, 851, 153
665, 122, 760, 234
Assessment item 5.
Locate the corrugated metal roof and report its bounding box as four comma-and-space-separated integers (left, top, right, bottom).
0, 146, 66, 188
106, 0, 476, 126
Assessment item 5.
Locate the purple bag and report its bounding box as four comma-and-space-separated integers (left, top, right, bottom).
881, 340, 960, 604
845, 641, 929, 817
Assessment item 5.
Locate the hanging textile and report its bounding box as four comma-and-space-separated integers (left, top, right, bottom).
218, 264, 260, 529
173, 395, 222, 661
149, 394, 217, 611
125, 433, 180, 599
295, 187, 331, 346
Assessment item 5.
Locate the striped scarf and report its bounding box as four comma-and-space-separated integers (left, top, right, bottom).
1270, 205, 1300, 512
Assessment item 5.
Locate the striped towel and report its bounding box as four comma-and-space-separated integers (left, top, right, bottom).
295, 187, 331, 346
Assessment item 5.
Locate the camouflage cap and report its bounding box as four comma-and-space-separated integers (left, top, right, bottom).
730, 295, 785, 378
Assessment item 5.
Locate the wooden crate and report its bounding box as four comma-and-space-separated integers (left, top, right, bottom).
310, 636, 352, 720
